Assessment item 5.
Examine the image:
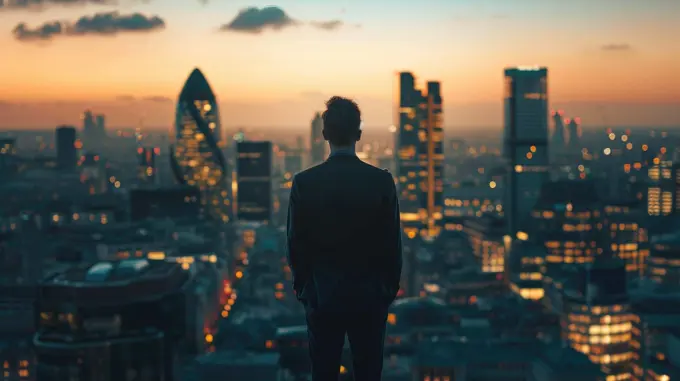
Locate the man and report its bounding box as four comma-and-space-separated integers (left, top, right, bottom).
287, 96, 403, 381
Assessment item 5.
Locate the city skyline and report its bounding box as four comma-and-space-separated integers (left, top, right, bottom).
1, 0, 679, 129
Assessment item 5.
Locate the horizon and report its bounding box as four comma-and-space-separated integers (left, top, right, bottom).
1, 0, 679, 129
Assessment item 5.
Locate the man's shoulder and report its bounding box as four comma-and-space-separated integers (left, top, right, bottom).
294, 160, 393, 185
294, 163, 325, 182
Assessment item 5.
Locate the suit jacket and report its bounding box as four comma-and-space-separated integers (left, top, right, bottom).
286, 153, 403, 311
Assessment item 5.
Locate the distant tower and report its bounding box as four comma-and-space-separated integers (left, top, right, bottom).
95, 114, 106, 139
551, 110, 566, 148
137, 147, 157, 185
567, 117, 581, 152
82, 110, 96, 151
503, 67, 549, 239
310, 113, 325, 166
55, 125, 77, 170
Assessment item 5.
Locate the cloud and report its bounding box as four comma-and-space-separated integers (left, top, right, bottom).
142, 95, 172, 103
114, 95, 172, 103
0, 0, 113, 11
13, 11, 165, 41
220, 6, 353, 34
309, 20, 343, 31
220, 6, 296, 34
601, 43, 632, 51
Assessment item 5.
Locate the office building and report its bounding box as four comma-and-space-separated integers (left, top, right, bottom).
34, 259, 189, 381
310, 112, 325, 166
55, 126, 77, 170
464, 215, 506, 273
170, 68, 232, 223
603, 200, 648, 279
630, 295, 680, 381
503, 67, 549, 239
129, 186, 202, 221
236, 141, 272, 223
96, 114, 106, 138
647, 231, 680, 288
137, 146, 158, 184
567, 116, 581, 153
560, 258, 633, 380
395, 72, 444, 241
647, 159, 676, 216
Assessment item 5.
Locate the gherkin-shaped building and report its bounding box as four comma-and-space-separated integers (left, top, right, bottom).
171, 68, 232, 222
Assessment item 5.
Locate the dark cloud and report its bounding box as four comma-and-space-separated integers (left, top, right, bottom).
13, 11, 165, 41
0, 0, 113, 11
309, 20, 343, 31
114, 95, 172, 103
142, 95, 172, 103
601, 43, 632, 51
220, 6, 296, 34
220, 6, 352, 34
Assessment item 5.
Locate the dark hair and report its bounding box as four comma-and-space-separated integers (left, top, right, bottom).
322, 96, 361, 146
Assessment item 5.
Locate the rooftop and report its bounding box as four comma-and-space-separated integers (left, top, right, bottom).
40, 259, 189, 305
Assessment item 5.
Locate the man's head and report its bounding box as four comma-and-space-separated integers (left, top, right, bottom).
322, 96, 362, 147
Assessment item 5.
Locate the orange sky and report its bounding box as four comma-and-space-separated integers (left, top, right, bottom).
0, 0, 678, 129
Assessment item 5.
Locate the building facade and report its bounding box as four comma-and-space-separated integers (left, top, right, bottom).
395, 72, 444, 241
236, 141, 273, 223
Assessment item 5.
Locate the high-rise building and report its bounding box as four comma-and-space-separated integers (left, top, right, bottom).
567, 117, 581, 152
646, 159, 676, 216
395, 72, 444, 241
236, 141, 272, 223
170, 68, 232, 223
503, 67, 550, 239
137, 146, 157, 184
310, 112, 325, 166
549, 110, 566, 161
96, 114, 106, 138
55, 125, 77, 169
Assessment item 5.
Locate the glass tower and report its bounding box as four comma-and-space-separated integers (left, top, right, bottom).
170, 68, 231, 222
395, 72, 444, 241
503, 67, 549, 239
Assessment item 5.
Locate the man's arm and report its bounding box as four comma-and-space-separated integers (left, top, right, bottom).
286, 176, 310, 295
384, 177, 403, 294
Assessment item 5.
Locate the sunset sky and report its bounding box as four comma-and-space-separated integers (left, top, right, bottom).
0, 0, 678, 130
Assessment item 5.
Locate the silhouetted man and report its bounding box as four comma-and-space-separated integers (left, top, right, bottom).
287, 96, 403, 381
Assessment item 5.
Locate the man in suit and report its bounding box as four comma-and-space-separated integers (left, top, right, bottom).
286, 96, 403, 381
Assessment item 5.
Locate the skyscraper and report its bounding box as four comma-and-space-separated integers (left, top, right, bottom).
395, 72, 444, 241
567, 116, 581, 152
170, 68, 232, 222
550, 110, 566, 158
503, 67, 549, 239
236, 141, 272, 223
82, 110, 96, 149
55, 125, 77, 169
95, 114, 106, 139
137, 146, 157, 185
310, 112, 325, 166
